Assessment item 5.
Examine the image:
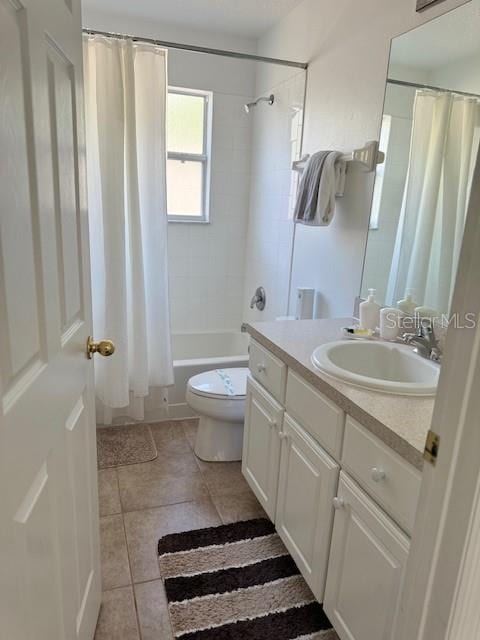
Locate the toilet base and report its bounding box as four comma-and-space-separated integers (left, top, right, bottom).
194, 415, 244, 462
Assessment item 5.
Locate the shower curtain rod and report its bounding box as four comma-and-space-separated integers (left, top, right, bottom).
82, 28, 308, 70
388, 78, 480, 99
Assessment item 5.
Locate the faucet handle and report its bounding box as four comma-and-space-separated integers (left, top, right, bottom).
419, 317, 433, 331
419, 317, 438, 343
250, 286, 266, 311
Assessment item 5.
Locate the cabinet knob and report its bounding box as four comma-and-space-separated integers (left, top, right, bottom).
257, 363, 266, 373
269, 419, 277, 430
371, 467, 386, 482
279, 432, 289, 441
333, 497, 345, 510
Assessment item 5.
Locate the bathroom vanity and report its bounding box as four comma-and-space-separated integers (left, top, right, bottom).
243, 318, 434, 640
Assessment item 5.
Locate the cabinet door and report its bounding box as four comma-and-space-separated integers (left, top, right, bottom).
324, 473, 410, 640
242, 376, 284, 521
276, 414, 339, 601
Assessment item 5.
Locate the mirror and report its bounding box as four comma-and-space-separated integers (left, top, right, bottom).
361, 1, 480, 316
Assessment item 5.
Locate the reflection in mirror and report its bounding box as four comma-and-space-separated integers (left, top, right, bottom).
362, 1, 480, 316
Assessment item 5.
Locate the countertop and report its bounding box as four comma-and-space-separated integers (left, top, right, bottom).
245, 318, 436, 471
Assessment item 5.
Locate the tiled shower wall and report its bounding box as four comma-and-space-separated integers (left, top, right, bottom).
167, 51, 255, 334
168, 53, 306, 333
167, 95, 254, 333
243, 69, 306, 323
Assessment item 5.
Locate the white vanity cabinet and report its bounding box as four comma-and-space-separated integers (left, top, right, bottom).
324, 473, 410, 640
249, 339, 287, 403
286, 369, 344, 459
242, 375, 284, 520
276, 414, 339, 601
342, 417, 421, 535
244, 338, 420, 639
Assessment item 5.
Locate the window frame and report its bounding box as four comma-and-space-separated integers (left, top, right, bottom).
167, 86, 213, 224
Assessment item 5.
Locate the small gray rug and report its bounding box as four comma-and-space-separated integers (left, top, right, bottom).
97, 424, 157, 469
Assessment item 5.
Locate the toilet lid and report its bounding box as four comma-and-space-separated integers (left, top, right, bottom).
188, 368, 248, 400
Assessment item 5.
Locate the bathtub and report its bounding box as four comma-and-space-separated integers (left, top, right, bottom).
167, 331, 250, 418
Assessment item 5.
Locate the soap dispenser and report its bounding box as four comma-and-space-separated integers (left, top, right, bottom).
397, 291, 418, 316
359, 288, 381, 332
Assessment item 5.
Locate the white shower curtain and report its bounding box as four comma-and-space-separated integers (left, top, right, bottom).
386, 90, 480, 313
84, 35, 174, 424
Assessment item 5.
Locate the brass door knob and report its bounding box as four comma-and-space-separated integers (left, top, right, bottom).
86, 336, 115, 359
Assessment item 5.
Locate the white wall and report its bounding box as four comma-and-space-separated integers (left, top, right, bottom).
256, 0, 470, 319
82, 9, 257, 333
82, 8, 257, 54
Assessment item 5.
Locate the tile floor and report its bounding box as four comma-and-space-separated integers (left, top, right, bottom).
94, 419, 266, 640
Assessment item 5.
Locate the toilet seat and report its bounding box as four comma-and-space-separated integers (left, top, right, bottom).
188, 368, 247, 401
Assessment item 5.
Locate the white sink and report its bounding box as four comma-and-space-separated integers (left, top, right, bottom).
311, 340, 439, 396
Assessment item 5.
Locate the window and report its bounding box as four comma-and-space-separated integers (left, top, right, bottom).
167, 87, 212, 223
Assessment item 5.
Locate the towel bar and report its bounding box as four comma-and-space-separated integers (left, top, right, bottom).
292, 140, 385, 174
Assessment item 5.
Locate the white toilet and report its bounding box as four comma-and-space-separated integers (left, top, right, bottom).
186, 367, 248, 462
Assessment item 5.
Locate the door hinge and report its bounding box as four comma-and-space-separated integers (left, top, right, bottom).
424, 430, 440, 466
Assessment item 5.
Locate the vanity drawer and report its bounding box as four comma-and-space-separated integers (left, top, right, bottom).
249, 340, 287, 403
341, 417, 421, 535
285, 370, 345, 458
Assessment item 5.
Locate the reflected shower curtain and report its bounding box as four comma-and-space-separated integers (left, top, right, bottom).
386, 90, 480, 313
84, 35, 174, 424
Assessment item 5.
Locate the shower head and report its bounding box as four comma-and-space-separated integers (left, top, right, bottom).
244, 94, 275, 113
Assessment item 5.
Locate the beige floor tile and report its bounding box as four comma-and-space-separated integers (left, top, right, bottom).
124, 499, 221, 583
149, 420, 191, 455
212, 490, 267, 524
100, 515, 131, 590
195, 459, 252, 496
182, 418, 199, 449
94, 587, 140, 640
98, 469, 121, 517
135, 580, 173, 640
117, 452, 209, 512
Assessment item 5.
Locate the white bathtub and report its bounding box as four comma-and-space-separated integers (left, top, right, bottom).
168, 331, 250, 418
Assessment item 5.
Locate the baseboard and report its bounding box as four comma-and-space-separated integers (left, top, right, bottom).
96, 403, 197, 427
146, 402, 197, 422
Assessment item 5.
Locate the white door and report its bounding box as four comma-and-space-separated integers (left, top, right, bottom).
0, 0, 102, 638
276, 414, 339, 602
242, 376, 283, 521
324, 473, 409, 640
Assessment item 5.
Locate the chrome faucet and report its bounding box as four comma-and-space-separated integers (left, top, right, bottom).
401, 319, 442, 362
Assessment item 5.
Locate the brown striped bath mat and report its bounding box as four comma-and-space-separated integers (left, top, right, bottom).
158, 518, 337, 639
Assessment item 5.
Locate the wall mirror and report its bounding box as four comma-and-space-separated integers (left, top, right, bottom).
361, 1, 480, 316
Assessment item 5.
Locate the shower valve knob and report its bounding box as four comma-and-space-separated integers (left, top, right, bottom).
250, 286, 266, 311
